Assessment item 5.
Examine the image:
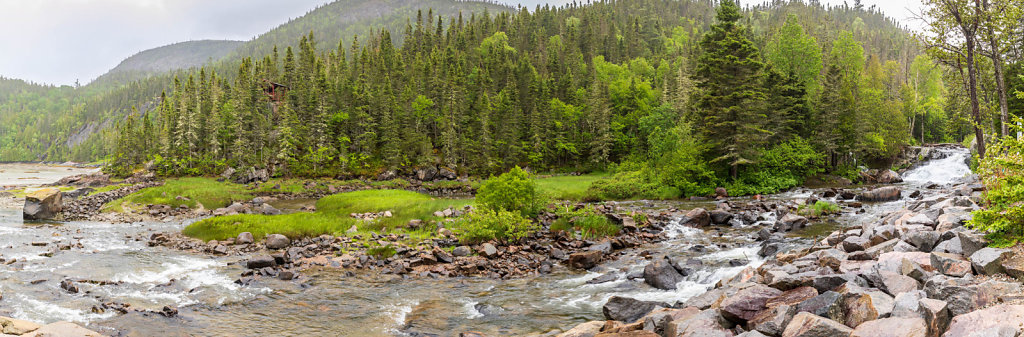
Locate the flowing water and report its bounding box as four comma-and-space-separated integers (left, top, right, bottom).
0, 150, 972, 336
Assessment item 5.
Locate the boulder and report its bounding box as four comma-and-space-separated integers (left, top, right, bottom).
569, 250, 603, 270
1001, 252, 1024, 280
720, 284, 783, 323
781, 312, 852, 337
452, 246, 472, 257
265, 234, 290, 249
906, 230, 940, 252
557, 321, 603, 337
877, 170, 904, 184
858, 187, 902, 202
479, 243, 499, 258
236, 232, 255, 245
849, 317, 927, 337
260, 203, 281, 215
0, 316, 40, 335
944, 304, 1024, 337
918, 298, 950, 337
878, 271, 920, 296
644, 257, 685, 290
603, 296, 667, 323
20, 321, 101, 337
969, 247, 1011, 275
766, 287, 819, 308
246, 255, 276, 269
416, 166, 439, 181
795, 291, 844, 322
930, 253, 971, 277
890, 290, 926, 318
682, 208, 711, 227
664, 309, 733, 337
710, 210, 734, 225
23, 188, 63, 220
842, 236, 870, 252
749, 304, 797, 336
956, 231, 988, 258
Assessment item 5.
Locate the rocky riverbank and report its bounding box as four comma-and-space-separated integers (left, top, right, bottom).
0, 316, 102, 337
555, 175, 1024, 337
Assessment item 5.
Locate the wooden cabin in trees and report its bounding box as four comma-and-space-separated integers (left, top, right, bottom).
263, 80, 288, 102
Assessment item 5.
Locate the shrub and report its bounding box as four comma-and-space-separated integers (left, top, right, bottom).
799, 201, 841, 217
476, 166, 547, 217
585, 170, 682, 201
731, 137, 825, 195
969, 118, 1024, 247
451, 208, 540, 244
367, 244, 397, 258
550, 205, 621, 239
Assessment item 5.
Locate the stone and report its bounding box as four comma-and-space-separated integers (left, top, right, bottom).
557, 321, 603, 337
932, 237, 962, 255
603, 296, 667, 323
969, 247, 1011, 275
944, 304, 1024, 337
452, 246, 472, 257
818, 249, 847, 271
710, 210, 734, 225
841, 292, 881, 328
877, 170, 903, 184
901, 258, 931, 282
246, 255, 276, 269
781, 312, 852, 337
643, 257, 685, 290
842, 236, 870, 252
858, 186, 902, 202
813, 274, 864, 293
479, 243, 499, 258
891, 290, 926, 318
776, 214, 809, 232
720, 284, 783, 323
23, 188, 63, 220
930, 252, 971, 277
236, 232, 255, 245
766, 287, 819, 308
957, 231, 988, 258
918, 298, 949, 337
749, 304, 796, 336
878, 271, 920, 296
850, 317, 927, 337
569, 250, 603, 270
795, 291, 844, 322
906, 231, 941, 252
265, 234, 290, 249
682, 208, 711, 227
60, 279, 78, 293
664, 309, 733, 337
1001, 253, 1024, 280
433, 247, 454, 263
865, 239, 901, 259
20, 321, 102, 337
0, 316, 40, 335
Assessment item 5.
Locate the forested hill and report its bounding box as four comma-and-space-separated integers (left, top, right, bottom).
224, 0, 512, 63
105, 0, 966, 198
90, 40, 244, 89
0, 0, 510, 163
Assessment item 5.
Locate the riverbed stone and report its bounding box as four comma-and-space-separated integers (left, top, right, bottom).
720, 284, 783, 323
749, 304, 796, 336
21, 321, 102, 337
906, 230, 940, 252
842, 236, 870, 252
969, 247, 1011, 275
643, 257, 685, 290
557, 321, 603, 337
664, 309, 733, 337
766, 287, 819, 308
710, 210, 733, 225
265, 234, 290, 249
603, 296, 668, 323
569, 250, 602, 270
781, 312, 852, 337
850, 316, 927, 337
236, 232, 254, 245
0, 316, 40, 335
23, 188, 62, 220
682, 208, 711, 227
944, 304, 1024, 337
452, 246, 472, 257
479, 243, 498, 258
775, 214, 808, 232
858, 186, 902, 202
246, 255, 276, 269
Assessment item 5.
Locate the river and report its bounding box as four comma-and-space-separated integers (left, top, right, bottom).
0, 148, 972, 336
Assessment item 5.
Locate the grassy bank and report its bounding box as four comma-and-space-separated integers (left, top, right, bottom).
533, 173, 609, 200
103, 177, 253, 212
183, 189, 471, 241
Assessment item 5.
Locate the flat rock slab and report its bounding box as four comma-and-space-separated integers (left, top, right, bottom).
944, 304, 1024, 337
21, 321, 101, 337
782, 312, 852, 337
850, 316, 927, 337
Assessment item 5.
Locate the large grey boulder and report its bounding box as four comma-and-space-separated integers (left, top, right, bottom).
720, 284, 782, 323
682, 208, 711, 227
664, 309, 734, 337
265, 234, 291, 249
858, 186, 902, 202
944, 304, 1024, 337
775, 214, 809, 232
969, 247, 1011, 275
602, 296, 667, 323
23, 188, 62, 220
644, 256, 685, 290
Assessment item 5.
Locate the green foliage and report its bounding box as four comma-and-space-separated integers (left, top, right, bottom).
799, 200, 841, 217
968, 118, 1024, 246
533, 173, 609, 201
104, 177, 251, 212
182, 189, 469, 241
586, 170, 683, 201
367, 244, 397, 259
551, 205, 621, 239
476, 167, 547, 217
728, 137, 825, 195
450, 208, 539, 244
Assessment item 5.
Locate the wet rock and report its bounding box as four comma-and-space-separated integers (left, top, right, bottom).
603, 296, 667, 323
710, 210, 733, 225
876, 170, 904, 184
781, 312, 852, 337
246, 255, 276, 269
60, 279, 78, 293
160, 305, 178, 317
236, 232, 254, 245
643, 257, 685, 290
21, 321, 102, 337
265, 234, 290, 249
969, 247, 1011, 275
682, 208, 711, 227
850, 316, 927, 337
775, 214, 809, 232
587, 272, 618, 285
720, 284, 783, 323
0, 316, 41, 335
569, 250, 603, 270
858, 186, 902, 202
944, 304, 1024, 337
23, 188, 63, 220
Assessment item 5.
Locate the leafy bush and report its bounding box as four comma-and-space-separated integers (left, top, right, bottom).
799, 201, 841, 217
969, 118, 1024, 247
585, 170, 682, 201
550, 205, 621, 239
476, 166, 547, 217
451, 208, 540, 244
731, 137, 825, 195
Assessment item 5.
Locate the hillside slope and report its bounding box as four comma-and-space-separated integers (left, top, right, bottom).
89, 40, 243, 88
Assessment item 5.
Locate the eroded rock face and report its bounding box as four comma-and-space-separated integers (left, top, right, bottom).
23, 188, 62, 220
944, 304, 1024, 337
719, 284, 783, 323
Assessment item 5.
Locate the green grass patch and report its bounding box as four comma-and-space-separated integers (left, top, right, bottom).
183, 189, 472, 241
534, 173, 609, 201
103, 177, 253, 212
798, 201, 841, 217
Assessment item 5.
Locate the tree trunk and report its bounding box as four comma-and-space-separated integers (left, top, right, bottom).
994, 54, 1010, 137
966, 35, 986, 159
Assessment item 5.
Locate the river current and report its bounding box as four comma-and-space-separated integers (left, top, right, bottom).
0, 149, 972, 336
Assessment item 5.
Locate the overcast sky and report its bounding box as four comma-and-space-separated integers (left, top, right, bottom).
0, 0, 922, 86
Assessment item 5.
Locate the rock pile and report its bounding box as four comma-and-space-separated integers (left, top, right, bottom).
60, 180, 162, 221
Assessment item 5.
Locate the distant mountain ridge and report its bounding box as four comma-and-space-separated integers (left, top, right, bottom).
89, 40, 244, 88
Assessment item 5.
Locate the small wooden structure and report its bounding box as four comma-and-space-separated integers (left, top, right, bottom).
262, 80, 289, 102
